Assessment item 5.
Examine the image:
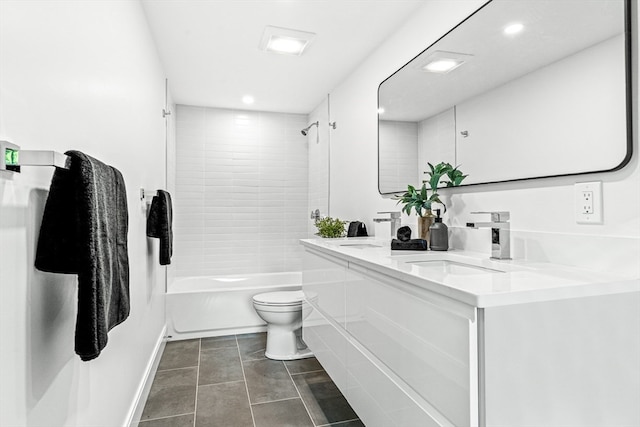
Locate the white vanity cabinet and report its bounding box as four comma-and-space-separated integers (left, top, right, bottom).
481, 292, 640, 426
302, 249, 349, 391
303, 248, 479, 426
302, 243, 640, 427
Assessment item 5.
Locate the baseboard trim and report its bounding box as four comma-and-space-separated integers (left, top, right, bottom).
167, 325, 267, 341
124, 324, 167, 427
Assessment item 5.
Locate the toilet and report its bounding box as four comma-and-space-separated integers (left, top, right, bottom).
252, 290, 314, 360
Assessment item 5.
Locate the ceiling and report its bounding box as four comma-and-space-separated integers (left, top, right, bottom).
140, 0, 426, 115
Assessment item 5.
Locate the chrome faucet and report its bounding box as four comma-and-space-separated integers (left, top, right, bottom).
466, 211, 511, 260
373, 211, 402, 238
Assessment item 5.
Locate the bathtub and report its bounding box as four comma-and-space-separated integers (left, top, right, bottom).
166, 272, 302, 340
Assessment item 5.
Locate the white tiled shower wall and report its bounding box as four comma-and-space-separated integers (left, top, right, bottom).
173, 105, 309, 277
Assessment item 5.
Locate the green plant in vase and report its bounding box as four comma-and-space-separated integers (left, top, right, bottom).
314, 217, 347, 238
396, 162, 467, 240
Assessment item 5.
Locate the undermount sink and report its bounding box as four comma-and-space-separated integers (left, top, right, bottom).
338, 243, 383, 248
408, 259, 506, 275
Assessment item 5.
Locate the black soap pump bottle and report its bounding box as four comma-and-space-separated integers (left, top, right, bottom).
429, 209, 449, 251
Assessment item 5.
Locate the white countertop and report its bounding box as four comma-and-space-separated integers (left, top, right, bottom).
301, 237, 640, 308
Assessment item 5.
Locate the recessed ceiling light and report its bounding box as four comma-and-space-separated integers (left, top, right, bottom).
259, 26, 315, 56
377, 107, 385, 115
242, 95, 254, 105
416, 51, 473, 74
424, 59, 463, 73
267, 36, 307, 55
504, 23, 524, 35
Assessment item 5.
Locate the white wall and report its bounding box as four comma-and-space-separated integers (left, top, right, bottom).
307, 97, 331, 234
378, 120, 419, 193
173, 105, 309, 277
418, 108, 456, 185
166, 91, 178, 292
0, 1, 168, 426
326, 0, 639, 274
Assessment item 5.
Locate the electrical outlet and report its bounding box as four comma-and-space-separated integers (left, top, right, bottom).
581, 190, 594, 214
575, 182, 602, 224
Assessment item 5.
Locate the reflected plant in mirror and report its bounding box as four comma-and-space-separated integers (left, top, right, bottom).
428, 162, 468, 192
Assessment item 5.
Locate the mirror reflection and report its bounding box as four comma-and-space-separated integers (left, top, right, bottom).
378, 0, 630, 194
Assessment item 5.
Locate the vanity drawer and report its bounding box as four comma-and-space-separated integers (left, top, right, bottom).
303, 250, 347, 326
304, 297, 444, 427
303, 301, 349, 393
346, 340, 442, 427
345, 264, 476, 427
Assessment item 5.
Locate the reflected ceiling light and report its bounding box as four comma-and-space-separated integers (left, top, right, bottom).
377, 107, 385, 115
242, 95, 255, 105
268, 36, 306, 55
424, 59, 462, 73
416, 50, 473, 74
259, 26, 315, 56
504, 23, 524, 35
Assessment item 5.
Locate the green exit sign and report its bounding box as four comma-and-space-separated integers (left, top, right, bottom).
5, 148, 19, 166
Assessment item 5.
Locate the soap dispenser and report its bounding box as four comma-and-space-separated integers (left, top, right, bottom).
429, 209, 449, 251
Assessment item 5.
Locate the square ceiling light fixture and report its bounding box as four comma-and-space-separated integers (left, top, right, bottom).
416, 50, 474, 74
259, 25, 315, 56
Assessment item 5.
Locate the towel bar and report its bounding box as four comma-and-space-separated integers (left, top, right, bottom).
1, 140, 69, 173
140, 188, 158, 202
19, 150, 69, 168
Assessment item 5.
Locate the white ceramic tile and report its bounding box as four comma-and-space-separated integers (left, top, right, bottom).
175, 105, 308, 276
176, 168, 205, 178
203, 200, 235, 209
173, 259, 205, 270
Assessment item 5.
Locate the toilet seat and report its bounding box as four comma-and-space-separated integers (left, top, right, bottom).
253, 290, 305, 306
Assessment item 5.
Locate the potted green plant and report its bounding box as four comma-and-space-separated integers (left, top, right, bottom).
396, 162, 467, 240
314, 216, 347, 238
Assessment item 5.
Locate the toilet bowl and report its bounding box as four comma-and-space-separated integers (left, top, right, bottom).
252, 290, 314, 360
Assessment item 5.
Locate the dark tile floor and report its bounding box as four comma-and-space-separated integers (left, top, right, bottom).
138, 332, 364, 427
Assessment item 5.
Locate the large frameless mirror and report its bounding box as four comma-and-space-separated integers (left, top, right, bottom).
378, 0, 631, 194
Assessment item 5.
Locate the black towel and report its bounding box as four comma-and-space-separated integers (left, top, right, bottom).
146, 190, 173, 265
35, 150, 130, 361
347, 221, 368, 237
391, 238, 428, 251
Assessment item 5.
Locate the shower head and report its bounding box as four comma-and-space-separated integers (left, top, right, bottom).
301, 121, 319, 136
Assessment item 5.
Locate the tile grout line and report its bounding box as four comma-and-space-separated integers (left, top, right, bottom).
317, 418, 361, 427
140, 412, 195, 424
155, 365, 199, 373
198, 378, 246, 388
193, 338, 201, 427
289, 368, 325, 376
250, 395, 307, 407
237, 335, 257, 427
284, 363, 317, 426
